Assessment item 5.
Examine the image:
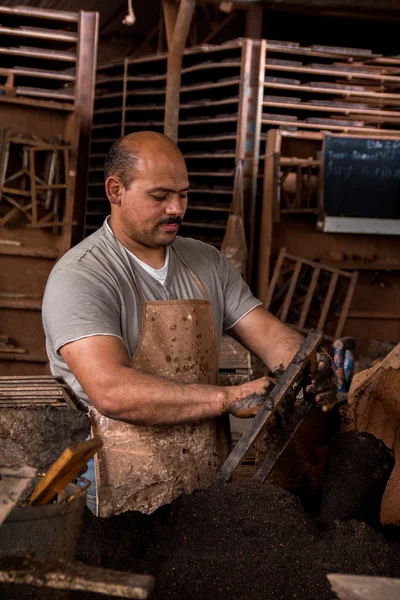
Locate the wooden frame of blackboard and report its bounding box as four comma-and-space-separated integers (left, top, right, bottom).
320, 131, 400, 227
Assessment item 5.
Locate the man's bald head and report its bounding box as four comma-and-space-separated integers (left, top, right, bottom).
104, 131, 184, 190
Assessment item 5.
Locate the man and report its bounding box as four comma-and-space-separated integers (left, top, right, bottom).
43, 131, 333, 518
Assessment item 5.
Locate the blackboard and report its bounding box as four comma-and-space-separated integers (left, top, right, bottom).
323, 135, 400, 219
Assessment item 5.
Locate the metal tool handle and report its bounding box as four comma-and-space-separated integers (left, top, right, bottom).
215, 329, 324, 484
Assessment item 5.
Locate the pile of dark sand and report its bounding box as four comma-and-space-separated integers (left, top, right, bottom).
78, 480, 400, 600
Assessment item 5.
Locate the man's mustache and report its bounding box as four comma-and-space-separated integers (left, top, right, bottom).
158, 217, 183, 226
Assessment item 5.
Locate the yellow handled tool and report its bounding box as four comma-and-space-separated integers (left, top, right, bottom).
29, 437, 102, 506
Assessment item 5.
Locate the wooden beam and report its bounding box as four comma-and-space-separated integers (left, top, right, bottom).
0, 556, 154, 599
164, 0, 196, 143
245, 4, 263, 38
162, 0, 179, 49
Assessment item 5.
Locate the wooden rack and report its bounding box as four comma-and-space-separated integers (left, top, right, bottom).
0, 7, 98, 378
0, 5, 98, 244
88, 38, 400, 283
87, 39, 264, 258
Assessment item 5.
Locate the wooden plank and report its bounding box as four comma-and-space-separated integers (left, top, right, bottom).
0, 5, 79, 22
215, 329, 324, 484
0, 297, 42, 310
0, 353, 48, 363
280, 260, 302, 321
334, 272, 359, 338
0, 466, 37, 526
262, 99, 400, 119
328, 574, 400, 600
0, 25, 77, 43
264, 245, 286, 309
265, 62, 400, 84
258, 129, 281, 303
0, 556, 154, 599
317, 271, 339, 329
29, 438, 102, 506
298, 267, 320, 328
261, 117, 400, 136
284, 251, 354, 278
263, 80, 400, 101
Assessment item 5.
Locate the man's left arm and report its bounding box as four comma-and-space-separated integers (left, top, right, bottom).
229, 306, 303, 373
229, 306, 337, 406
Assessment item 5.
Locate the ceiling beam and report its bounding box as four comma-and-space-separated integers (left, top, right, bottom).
199, 0, 400, 10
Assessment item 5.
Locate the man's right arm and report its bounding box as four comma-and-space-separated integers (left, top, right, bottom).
60, 335, 271, 425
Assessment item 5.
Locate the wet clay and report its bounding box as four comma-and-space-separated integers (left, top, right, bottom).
319, 431, 394, 527
74, 482, 400, 600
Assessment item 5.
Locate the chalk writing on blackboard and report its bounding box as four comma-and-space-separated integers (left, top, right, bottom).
323, 136, 400, 219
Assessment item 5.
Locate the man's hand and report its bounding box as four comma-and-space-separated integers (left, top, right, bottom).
305, 351, 337, 411
226, 377, 274, 418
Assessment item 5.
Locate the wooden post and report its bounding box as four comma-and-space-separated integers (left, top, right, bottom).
163, 0, 196, 143
245, 5, 263, 38
257, 129, 281, 303
163, 0, 179, 49
74, 10, 99, 244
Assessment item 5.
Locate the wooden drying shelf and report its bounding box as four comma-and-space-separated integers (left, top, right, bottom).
367, 57, 400, 66
0, 46, 76, 63
189, 188, 232, 194
5, 66, 75, 82
115, 60, 242, 84
180, 135, 237, 143
0, 94, 74, 112
180, 116, 238, 126
262, 99, 400, 119
182, 221, 226, 230
0, 245, 58, 259
96, 59, 124, 72
263, 80, 400, 101
95, 91, 124, 101
188, 170, 234, 176
324, 259, 400, 271
120, 116, 239, 130
90, 138, 117, 145
16, 87, 74, 102
184, 153, 236, 159
261, 116, 400, 135
264, 43, 380, 61
265, 63, 400, 84
0, 25, 77, 43
0, 5, 79, 22
0, 353, 48, 363
124, 79, 241, 96
92, 122, 131, 130
120, 97, 240, 113
187, 205, 230, 212
0, 297, 42, 311
344, 310, 400, 319
93, 107, 124, 116
126, 41, 243, 67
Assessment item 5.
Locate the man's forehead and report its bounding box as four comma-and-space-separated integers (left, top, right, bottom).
133, 152, 188, 182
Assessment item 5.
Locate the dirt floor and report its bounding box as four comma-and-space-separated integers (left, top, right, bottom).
75, 433, 400, 600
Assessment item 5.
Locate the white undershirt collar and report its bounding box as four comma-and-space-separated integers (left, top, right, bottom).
105, 217, 169, 285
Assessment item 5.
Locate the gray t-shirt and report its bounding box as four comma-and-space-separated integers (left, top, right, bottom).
42, 219, 262, 402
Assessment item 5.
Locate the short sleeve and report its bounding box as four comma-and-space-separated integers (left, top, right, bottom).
42, 266, 123, 354
216, 251, 262, 330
